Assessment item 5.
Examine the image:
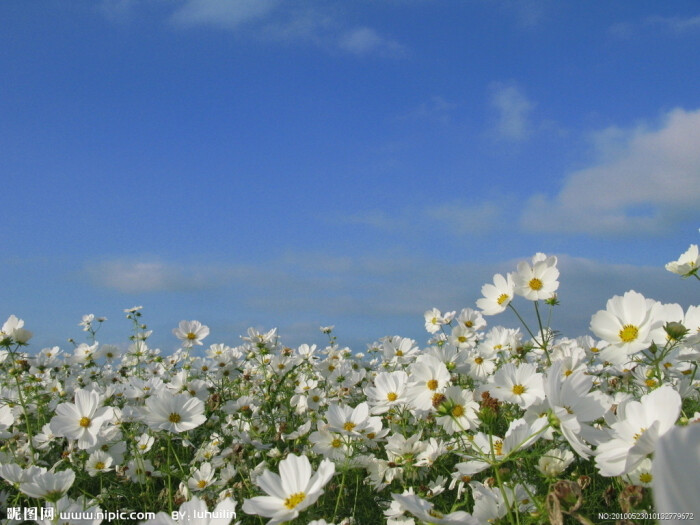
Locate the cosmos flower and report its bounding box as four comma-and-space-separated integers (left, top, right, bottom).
392, 492, 479, 524
476, 273, 515, 315
513, 254, 560, 301
20, 469, 75, 501
589, 290, 663, 355
50, 389, 114, 449
487, 362, 544, 409
595, 385, 681, 477
173, 320, 210, 348
665, 244, 699, 277
142, 392, 206, 433
242, 454, 335, 525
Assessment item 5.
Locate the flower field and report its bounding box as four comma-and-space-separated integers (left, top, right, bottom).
1, 246, 698, 524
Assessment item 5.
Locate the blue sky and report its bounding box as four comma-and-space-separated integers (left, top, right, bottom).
2, 0, 699, 353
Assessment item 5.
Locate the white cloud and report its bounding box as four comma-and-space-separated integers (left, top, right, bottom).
427, 201, 507, 235
489, 83, 535, 141
86, 259, 232, 293
337, 27, 405, 57
164, 1, 405, 57
521, 107, 700, 234
169, 0, 279, 30
610, 15, 700, 38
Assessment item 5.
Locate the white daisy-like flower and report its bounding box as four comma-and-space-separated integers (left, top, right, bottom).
405, 355, 451, 412
513, 254, 560, 301
589, 290, 663, 355
19, 469, 75, 501
50, 389, 114, 449
537, 448, 575, 477
476, 273, 515, 315
364, 371, 409, 415
665, 244, 699, 277
392, 492, 479, 524
142, 392, 207, 433
242, 454, 335, 525
188, 462, 216, 492
487, 362, 544, 409
86, 450, 114, 477
173, 320, 210, 348
595, 385, 681, 477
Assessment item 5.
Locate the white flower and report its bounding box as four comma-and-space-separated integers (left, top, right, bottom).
20, 469, 75, 501
665, 244, 699, 277
595, 386, 681, 477
173, 320, 210, 348
405, 355, 451, 412
50, 389, 114, 449
364, 371, 409, 415
142, 393, 206, 433
488, 362, 544, 409
188, 462, 216, 492
435, 386, 480, 434
537, 448, 575, 477
590, 290, 663, 355
513, 255, 559, 301
544, 361, 610, 458
476, 273, 515, 315
1, 315, 32, 344
242, 454, 335, 525
652, 423, 700, 517
392, 492, 479, 524
86, 450, 114, 477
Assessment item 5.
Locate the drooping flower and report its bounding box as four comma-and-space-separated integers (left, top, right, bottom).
19, 469, 75, 501
392, 492, 479, 524
595, 385, 681, 477
50, 389, 114, 449
242, 454, 335, 525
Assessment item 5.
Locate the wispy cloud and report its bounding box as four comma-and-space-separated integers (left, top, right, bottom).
398, 96, 459, 125
520, 107, 700, 235
426, 201, 507, 235
610, 14, 700, 38
85, 259, 233, 293
162, 0, 405, 57
489, 83, 535, 142
337, 27, 405, 57
169, 0, 279, 30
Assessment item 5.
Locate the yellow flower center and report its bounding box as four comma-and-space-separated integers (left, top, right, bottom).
619, 324, 639, 343
428, 509, 444, 519
474, 356, 484, 364
639, 472, 653, 483
512, 384, 526, 395
331, 438, 342, 448
343, 421, 356, 432
79, 417, 91, 428
497, 293, 510, 305
528, 278, 543, 291
284, 492, 306, 510
95, 462, 105, 470
186, 332, 197, 340
564, 369, 573, 377
451, 405, 465, 417
387, 392, 398, 401
493, 440, 504, 456
465, 320, 474, 328
395, 350, 404, 356
426, 379, 439, 391
197, 480, 207, 488
633, 428, 647, 441
169, 413, 182, 423
645, 379, 657, 387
